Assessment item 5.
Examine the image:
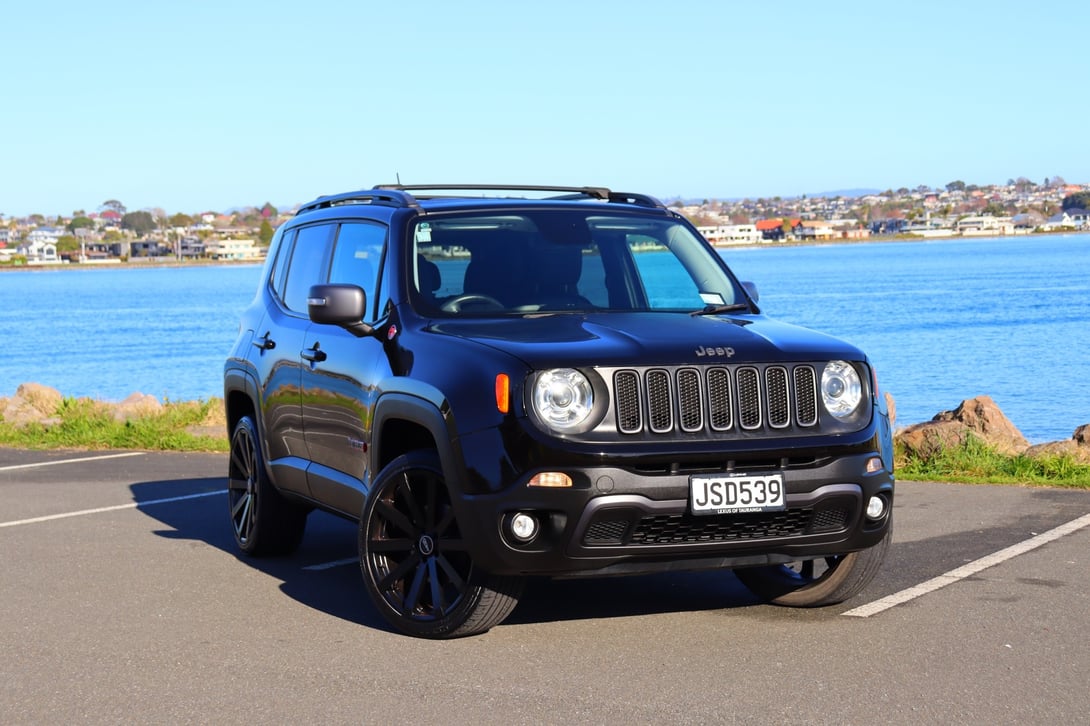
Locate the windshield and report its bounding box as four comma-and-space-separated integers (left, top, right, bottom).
411, 209, 746, 315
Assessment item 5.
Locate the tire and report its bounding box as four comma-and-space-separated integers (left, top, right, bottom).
359, 450, 524, 639
734, 521, 892, 607
227, 415, 308, 556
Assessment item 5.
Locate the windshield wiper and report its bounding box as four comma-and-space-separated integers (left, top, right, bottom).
690, 303, 750, 317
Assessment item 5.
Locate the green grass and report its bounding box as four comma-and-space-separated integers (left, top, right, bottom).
4, 395, 1088, 488
0, 397, 229, 452
896, 435, 1090, 488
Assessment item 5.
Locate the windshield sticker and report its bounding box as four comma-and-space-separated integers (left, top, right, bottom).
416, 223, 432, 243
699, 292, 725, 305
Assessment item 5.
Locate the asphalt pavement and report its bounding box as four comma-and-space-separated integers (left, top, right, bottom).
2, 448, 1088, 724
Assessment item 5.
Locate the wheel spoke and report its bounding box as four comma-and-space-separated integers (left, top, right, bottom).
229, 436, 252, 480
375, 499, 418, 538
402, 560, 429, 616
376, 551, 420, 593
398, 473, 426, 531
367, 537, 414, 554
427, 558, 446, 615
233, 494, 252, 539
435, 553, 466, 592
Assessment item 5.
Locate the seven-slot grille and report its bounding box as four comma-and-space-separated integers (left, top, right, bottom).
613, 364, 819, 435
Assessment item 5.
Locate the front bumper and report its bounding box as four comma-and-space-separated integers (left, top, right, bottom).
455, 451, 894, 576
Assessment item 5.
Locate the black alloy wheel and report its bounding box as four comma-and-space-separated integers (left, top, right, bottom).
227, 415, 307, 556
734, 522, 892, 607
359, 450, 523, 638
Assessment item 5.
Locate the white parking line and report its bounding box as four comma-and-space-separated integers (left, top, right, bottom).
0, 490, 224, 529
843, 511, 1090, 618
303, 557, 358, 571
0, 452, 144, 472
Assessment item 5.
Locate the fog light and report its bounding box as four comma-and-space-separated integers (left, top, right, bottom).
510, 512, 539, 542
866, 495, 886, 520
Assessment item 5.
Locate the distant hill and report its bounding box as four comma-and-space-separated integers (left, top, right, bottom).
807, 188, 882, 199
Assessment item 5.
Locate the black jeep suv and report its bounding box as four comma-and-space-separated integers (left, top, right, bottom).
224, 184, 894, 638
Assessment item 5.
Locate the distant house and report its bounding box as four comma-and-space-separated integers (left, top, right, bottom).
755, 218, 799, 241
19, 227, 61, 263
205, 238, 264, 261
796, 220, 836, 241
696, 224, 763, 245
956, 215, 1014, 236
179, 236, 206, 258
1043, 209, 1088, 230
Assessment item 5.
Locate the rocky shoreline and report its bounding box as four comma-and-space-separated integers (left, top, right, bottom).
1, 382, 1088, 462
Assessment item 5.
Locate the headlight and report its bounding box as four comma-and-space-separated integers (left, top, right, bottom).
531, 368, 595, 433
821, 360, 863, 418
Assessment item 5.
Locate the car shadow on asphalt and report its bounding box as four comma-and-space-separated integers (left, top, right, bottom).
132, 476, 1080, 633
129, 476, 779, 632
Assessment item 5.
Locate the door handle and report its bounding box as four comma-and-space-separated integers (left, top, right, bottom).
252, 332, 276, 351
301, 344, 327, 363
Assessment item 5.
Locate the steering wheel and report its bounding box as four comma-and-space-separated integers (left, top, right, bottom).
440, 294, 505, 313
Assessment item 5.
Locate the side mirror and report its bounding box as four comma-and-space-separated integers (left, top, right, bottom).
742, 281, 759, 303
308, 284, 373, 337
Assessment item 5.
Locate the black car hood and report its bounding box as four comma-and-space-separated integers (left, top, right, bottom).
425, 312, 864, 368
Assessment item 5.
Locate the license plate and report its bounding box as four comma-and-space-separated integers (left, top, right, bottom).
690, 472, 786, 515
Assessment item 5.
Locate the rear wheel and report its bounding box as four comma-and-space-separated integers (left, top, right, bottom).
359, 450, 524, 638
227, 415, 308, 556
735, 523, 892, 607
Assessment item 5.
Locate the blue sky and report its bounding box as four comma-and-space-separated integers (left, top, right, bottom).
3, 0, 1086, 217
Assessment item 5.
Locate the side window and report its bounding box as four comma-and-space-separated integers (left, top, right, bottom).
282, 224, 335, 313
269, 228, 296, 302
329, 222, 387, 321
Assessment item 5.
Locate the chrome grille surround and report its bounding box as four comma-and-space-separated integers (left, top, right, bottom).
610, 363, 822, 437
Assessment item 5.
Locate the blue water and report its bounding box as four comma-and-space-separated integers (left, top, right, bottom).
0, 234, 1087, 443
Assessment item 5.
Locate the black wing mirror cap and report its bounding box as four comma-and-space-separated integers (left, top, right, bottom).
308, 284, 373, 336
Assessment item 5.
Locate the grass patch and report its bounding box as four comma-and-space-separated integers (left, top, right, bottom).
0, 397, 229, 452
895, 435, 1090, 488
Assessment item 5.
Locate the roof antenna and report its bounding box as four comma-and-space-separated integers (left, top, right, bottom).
396, 172, 402, 185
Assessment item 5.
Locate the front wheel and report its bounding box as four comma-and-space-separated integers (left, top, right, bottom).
734, 523, 892, 607
359, 450, 524, 638
227, 415, 308, 556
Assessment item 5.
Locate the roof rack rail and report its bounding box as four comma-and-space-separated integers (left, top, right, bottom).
295, 189, 419, 215
375, 183, 611, 199
373, 184, 666, 209
607, 191, 666, 209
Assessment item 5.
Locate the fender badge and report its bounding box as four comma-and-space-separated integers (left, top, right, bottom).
387, 324, 398, 341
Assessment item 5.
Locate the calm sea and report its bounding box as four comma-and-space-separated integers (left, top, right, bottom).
1, 233, 1087, 443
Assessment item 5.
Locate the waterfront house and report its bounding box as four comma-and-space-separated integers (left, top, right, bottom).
956, 215, 1015, 236
19, 227, 61, 263
696, 224, 763, 246
205, 238, 264, 261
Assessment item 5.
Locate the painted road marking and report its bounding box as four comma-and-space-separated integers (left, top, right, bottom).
303, 557, 358, 571
0, 452, 144, 472
0, 490, 223, 529
843, 511, 1090, 618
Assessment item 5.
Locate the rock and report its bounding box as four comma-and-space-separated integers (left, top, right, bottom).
1025, 440, 1090, 464
896, 395, 1029, 458
1026, 424, 1090, 463
112, 392, 163, 422
2, 383, 64, 428
884, 392, 896, 428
